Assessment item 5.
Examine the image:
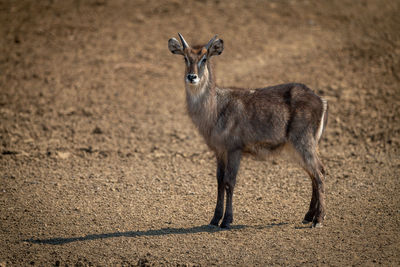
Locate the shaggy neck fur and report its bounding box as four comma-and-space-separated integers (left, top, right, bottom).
185, 62, 218, 138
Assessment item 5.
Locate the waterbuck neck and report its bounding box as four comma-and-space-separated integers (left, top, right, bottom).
185, 64, 218, 136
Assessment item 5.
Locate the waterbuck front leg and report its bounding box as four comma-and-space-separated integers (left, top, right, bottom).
210, 155, 226, 226
220, 150, 242, 229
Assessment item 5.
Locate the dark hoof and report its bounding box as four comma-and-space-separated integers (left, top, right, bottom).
303, 212, 315, 224
220, 217, 233, 229
209, 218, 220, 226
220, 222, 231, 229
208, 223, 219, 228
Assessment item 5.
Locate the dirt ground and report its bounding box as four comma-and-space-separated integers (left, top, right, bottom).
1, 0, 399, 266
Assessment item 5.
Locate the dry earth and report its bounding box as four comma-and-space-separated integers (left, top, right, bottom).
1, 0, 400, 266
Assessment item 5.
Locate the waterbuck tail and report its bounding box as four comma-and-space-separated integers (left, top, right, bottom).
316, 98, 328, 142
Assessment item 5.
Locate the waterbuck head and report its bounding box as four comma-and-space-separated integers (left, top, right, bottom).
168, 33, 224, 86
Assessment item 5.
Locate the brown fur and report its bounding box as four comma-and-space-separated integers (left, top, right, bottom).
168, 34, 328, 228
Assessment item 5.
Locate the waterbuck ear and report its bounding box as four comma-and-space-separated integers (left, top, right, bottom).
168, 38, 184, 55
207, 39, 224, 57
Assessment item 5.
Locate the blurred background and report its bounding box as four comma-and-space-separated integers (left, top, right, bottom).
0, 0, 399, 266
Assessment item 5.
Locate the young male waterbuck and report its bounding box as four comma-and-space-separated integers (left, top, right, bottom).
168, 33, 328, 228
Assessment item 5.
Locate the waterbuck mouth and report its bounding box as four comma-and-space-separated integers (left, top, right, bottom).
186, 76, 200, 85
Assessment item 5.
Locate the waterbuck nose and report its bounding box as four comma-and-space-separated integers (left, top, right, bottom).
187, 74, 198, 83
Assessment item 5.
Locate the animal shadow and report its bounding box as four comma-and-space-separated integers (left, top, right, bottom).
24, 223, 286, 245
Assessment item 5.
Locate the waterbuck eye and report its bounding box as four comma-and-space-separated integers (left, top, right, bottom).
198, 57, 207, 68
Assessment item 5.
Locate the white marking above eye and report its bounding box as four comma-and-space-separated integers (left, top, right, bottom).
184, 56, 190, 67
198, 55, 207, 68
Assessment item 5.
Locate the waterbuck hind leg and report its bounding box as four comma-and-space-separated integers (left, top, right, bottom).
303, 160, 326, 225
312, 168, 326, 228
289, 131, 326, 228
220, 150, 242, 229
301, 155, 326, 228
210, 156, 226, 226
303, 178, 318, 224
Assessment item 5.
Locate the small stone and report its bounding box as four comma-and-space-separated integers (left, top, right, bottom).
57, 151, 70, 159
92, 126, 103, 134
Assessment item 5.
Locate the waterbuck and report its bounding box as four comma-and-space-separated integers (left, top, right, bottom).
168, 33, 328, 228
